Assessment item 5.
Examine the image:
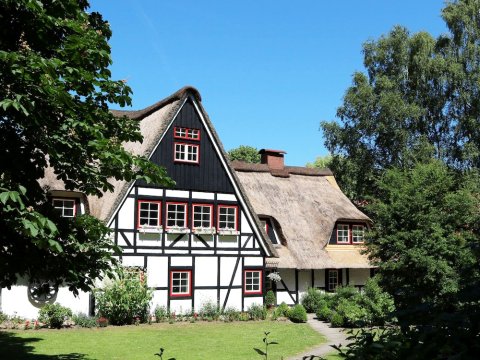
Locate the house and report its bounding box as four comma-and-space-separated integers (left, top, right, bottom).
0, 87, 372, 318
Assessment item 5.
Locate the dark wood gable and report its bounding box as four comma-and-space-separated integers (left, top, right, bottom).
138, 99, 234, 193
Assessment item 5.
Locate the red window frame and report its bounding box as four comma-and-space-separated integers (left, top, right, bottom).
336, 223, 366, 244
137, 200, 162, 228
217, 205, 238, 230
244, 270, 263, 295
173, 142, 200, 164
327, 269, 339, 292
174, 126, 201, 141
166, 202, 188, 229
336, 223, 350, 244
52, 198, 76, 218
192, 203, 214, 229
169, 270, 192, 297
352, 225, 365, 244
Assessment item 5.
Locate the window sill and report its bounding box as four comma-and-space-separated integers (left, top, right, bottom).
139, 226, 163, 233
193, 228, 216, 235
218, 229, 240, 236
166, 228, 190, 234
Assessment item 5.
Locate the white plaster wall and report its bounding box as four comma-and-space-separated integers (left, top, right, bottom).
117, 197, 135, 229
151, 290, 168, 310
244, 257, 263, 267
191, 191, 214, 200
220, 258, 241, 286
165, 190, 189, 198
313, 270, 325, 288
194, 290, 217, 310
194, 257, 217, 286
118, 231, 135, 246
220, 288, 242, 310
165, 234, 188, 247
122, 256, 144, 267
278, 269, 295, 291
297, 270, 311, 302
349, 268, 370, 286
170, 256, 192, 267
240, 212, 251, 232
217, 193, 236, 201
138, 187, 163, 196
147, 257, 168, 287
169, 299, 192, 314
244, 296, 263, 310
276, 291, 295, 306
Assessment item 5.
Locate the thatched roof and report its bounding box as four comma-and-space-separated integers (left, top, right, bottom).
233, 165, 372, 269
39, 86, 277, 257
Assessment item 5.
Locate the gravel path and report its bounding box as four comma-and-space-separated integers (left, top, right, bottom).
286, 314, 350, 359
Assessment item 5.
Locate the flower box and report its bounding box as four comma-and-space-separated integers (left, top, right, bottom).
217, 228, 240, 236
139, 225, 163, 233
166, 227, 189, 234
193, 227, 216, 235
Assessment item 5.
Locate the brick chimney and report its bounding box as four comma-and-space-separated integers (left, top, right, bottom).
259, 149, 286, 170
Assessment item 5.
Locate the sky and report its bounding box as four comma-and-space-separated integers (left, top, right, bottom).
90, 0, 447, 166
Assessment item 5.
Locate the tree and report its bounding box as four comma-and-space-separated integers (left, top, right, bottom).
306, 155, 332, 169
0, 0, 173, 294
321, 0, 480, 201
227, 145, 261, 163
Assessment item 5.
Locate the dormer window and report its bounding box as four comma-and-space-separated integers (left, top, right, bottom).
334, 223, 365, 244
352, 225, 365, 243
174, 142, 199, 164
53, 198, 76, 218
174, 127, 200, 141
337, 224, 350, 243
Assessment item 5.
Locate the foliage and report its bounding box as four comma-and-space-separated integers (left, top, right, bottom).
329, 312, 344, 328
199, 300, 220, 320
335, 298, 369, 328
254, 331, 278, 360
38, 303, 72, 329
0, 0, 174, 293
0, 312, 8, 323
306, 155, 332, 169
154, 347, 176, 360
265, 290, 276, 308
361, 277, 395, 326
154, 305, 169, 323
273, 302, 290, 318
221, 307, 240, 322
287, 304, 307, 323
227, 145, 261, 163
72, 313, 96, 328
248, 304, 267, 320
94, 269, 152, 325
301, 287, 324, 313
315, 305, 332, 322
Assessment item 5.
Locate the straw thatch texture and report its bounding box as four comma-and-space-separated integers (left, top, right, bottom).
234, 169, 371, 269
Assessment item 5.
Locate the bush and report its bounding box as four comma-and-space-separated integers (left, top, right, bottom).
301, 287, 323, 313
0, 312, 8, 323
336, 298, 369, 328
94, 269, 152, 325
316, 305, 332, 321
274, 302, 290, 318
288, 304, 307, 323
154, 305, 169, 323
248, 304, 267, 320
72, 313, 96, 328
330, 311, 345, 327
222, 307, 240, 322
265, 290, 276, 307
38, 303, 72, 329
361, 277, 395, 326
199, 300, 220, 320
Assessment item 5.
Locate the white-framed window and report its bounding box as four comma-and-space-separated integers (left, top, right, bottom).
352, 225, 365, 243
327, 269, 339, 292
218, 205, 238, 230
166, 202, 187, 228
192, 204, 213, 228
174, 142, 199, 164
137, 200, 161, 228
244, 270, 262, 294
337, 224, 350, 243
174, 127, 200, 141
53, 198, 76, 218
170, 270, 191, 297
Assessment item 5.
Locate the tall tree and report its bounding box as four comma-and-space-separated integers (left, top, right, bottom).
306, 155, 332, 169
227, 145, 261, 163
0, 0, 173, 294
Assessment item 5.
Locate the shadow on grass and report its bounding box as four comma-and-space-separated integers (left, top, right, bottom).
0, 332, 92, 360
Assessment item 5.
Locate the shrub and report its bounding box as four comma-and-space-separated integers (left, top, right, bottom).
222, 307, 240, 322
94, 269, 153, 325
0, 312, 8, 323
274, 302, 290, 318
330, 311, 345, 327
301, 287, 323, 313
38, 303, 72, 329
154, 305, 169, 323
265, 290, 276, 307
316, 305, 332, 321
248, 304, 267, 320
72, 313, 96, 328
336, 298, 369, 327
199, 300, 220, 320
288, 304, 307, 323
361, 277, 395, 325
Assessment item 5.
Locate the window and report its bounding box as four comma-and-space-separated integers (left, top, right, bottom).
174, 127, 200, 141
352, 225, 365, 243
53, 198, 76, 218
337, 224, 350, 243
192, 204, 213, 228
174, 142, 199, 163
137, 200, 161, 228
218, 205, 238, 230
327, 269, 339, 292
244, 270, 262, 295
170, 270, 192, 297
166, 202, 187, 228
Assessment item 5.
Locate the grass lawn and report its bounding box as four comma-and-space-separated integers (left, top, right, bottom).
0, 321, 324, 360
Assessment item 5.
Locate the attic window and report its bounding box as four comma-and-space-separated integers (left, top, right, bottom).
352, 225, 365, 243
174, 127, 200, 141
337, 224, 350, 243
174, 142, 199, 164
53, 198, 76, 218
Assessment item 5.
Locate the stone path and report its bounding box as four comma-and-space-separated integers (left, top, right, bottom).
286, 314, 351, 359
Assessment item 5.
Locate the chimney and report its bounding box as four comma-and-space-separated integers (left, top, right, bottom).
259, 149, 286, 170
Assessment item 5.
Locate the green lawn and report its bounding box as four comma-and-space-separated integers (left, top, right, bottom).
0, 321, 324, 360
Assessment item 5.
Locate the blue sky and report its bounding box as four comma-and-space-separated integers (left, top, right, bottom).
90, 0, 447, 166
